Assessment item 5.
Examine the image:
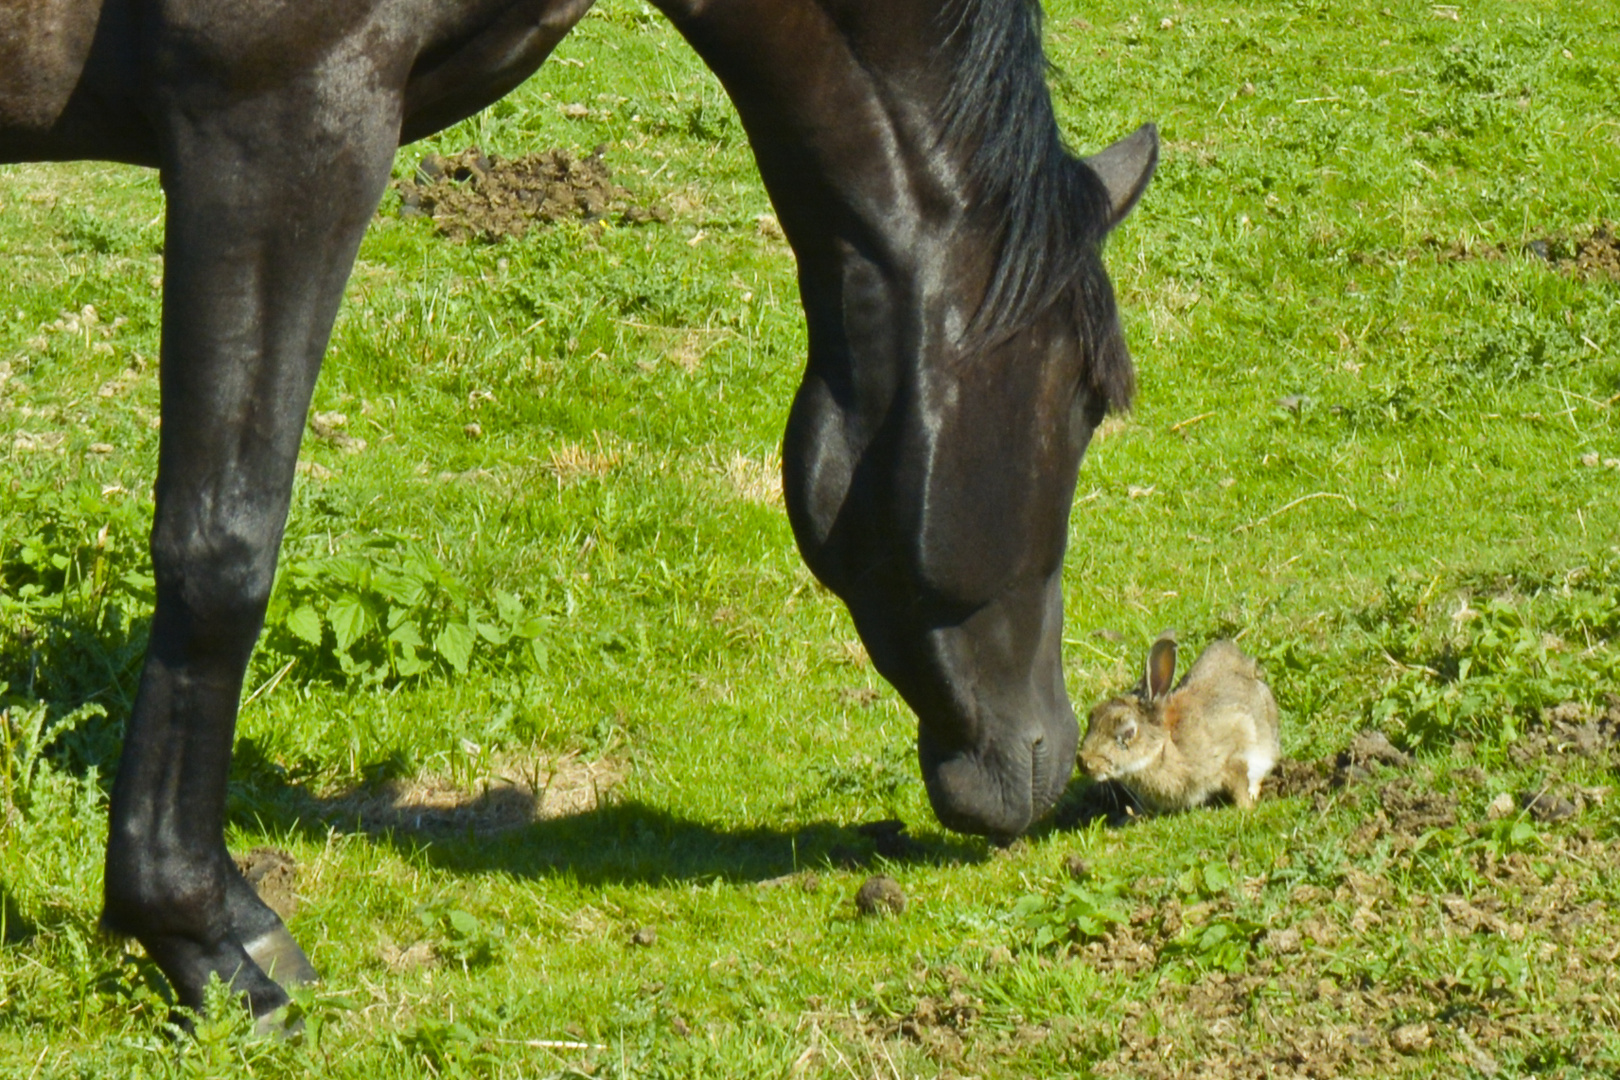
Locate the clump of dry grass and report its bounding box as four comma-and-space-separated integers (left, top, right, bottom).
538, 431, 628, 485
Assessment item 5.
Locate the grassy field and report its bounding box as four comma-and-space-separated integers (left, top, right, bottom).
4, 0, 1620, 1075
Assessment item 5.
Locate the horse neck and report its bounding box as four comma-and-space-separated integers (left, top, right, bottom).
660, 1, 1042, 398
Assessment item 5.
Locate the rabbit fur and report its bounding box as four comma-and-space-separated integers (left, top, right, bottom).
1078, 636, 1280, 812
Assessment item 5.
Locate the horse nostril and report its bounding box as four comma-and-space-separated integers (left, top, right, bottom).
1029, 734, 1052, 815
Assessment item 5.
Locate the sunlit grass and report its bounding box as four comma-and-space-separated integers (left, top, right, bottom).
2, 0, 1619, 1075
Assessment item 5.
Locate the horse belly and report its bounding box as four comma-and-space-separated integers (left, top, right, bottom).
0, 0, 157, 165
0, 0, 101, 134
400, 0, 596, 143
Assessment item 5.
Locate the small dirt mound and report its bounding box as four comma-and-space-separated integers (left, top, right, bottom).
1424, 222, 1620, 281
1270, 729, 1414, 802
1509, 695, 1620, 767
234, 846, 300, 921
396, 146, 668, 241
1570, 224, 1620, 280
854, 874, 907, 916
1378, 776, 1457, 832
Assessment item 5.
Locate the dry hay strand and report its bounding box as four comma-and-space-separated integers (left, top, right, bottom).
538, 432, 627, 485
723, 451, 782, 505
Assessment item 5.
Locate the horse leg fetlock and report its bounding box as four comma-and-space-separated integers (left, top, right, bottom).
103, 840, 230, 943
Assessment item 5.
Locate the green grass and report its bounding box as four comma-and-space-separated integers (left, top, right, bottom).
3, 0, 1620, 1075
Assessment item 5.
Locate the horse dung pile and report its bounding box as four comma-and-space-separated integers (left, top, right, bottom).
395, 146, 669, 241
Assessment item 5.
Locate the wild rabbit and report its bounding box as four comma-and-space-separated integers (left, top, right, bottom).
1078, 635, 1280, 812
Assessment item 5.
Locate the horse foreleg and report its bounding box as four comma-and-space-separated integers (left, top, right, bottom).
101, 91, 401, 1019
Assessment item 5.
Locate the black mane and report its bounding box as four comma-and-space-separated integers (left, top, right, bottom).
937, 0, 1134, 411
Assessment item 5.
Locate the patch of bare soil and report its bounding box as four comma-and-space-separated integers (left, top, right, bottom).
807, 966, 984, 1069
1067, 828, 1620, 1080
1424, 222, 1620, 281
1378, 775, 1458, 832
234, 846, 299, 921
1510, 695, 1620, 767
317, 750, 624, 836
395, 146, 668, 242
1270, 729, 1413, 802
1036, 713, 1620, 1077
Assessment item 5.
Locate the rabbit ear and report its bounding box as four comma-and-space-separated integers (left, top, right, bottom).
1145, 637, 1178, 699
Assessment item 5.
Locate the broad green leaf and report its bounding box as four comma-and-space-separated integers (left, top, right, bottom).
287, 604, 323, 646
393, 645, 429, 677
1201, 862, 1234, 894
494, 589, 525, 625
514, 617, 549, 640
328, 596, 369, 652
435, 621, 475, 674
388, 620, 425, 649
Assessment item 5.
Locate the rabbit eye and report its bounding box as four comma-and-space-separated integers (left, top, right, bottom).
1117, 729, 1134, 748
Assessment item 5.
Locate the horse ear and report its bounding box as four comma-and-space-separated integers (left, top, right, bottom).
1084, 123, 1158, 231
1145, 634, 1177, 700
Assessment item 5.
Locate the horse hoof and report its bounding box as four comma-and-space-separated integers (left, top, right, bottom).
243, 926, 319, 989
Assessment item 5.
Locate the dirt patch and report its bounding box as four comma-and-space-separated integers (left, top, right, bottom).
395, 146, 668, 242
234, 846, 300, 921
1378, 775, 1457, 832
1567, 225, 1620, 280
854, 874, 907, 916
1423, 222, 1620, 282
317, 751, 624, 836
1036, 831, 1620, 1078
809, 973, 984, 1069
1509, 695, 1620, 767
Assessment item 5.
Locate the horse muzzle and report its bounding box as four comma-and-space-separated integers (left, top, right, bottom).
917, 708, 1077, 840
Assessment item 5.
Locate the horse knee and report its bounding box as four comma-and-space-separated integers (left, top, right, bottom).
149, 508, 281, 653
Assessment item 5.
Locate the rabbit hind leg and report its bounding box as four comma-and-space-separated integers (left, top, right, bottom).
1223, 760, 1256, 810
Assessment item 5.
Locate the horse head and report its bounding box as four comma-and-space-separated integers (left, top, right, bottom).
690, 0, 1158, 838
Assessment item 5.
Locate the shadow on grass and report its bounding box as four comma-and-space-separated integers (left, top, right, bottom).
1040, 776, 1142, 833
412, 800, 991, 885
227, 759, 991, 887
4, 617, 990, 886
1, 882, 36, 944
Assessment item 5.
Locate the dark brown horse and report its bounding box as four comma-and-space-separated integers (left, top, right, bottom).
0, 0, 1155, 1017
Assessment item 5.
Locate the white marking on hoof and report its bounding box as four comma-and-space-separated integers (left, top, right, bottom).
244, 929, 318, 986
